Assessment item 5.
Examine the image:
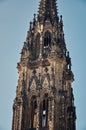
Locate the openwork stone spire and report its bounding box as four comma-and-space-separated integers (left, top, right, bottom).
38, 0, 58, 23
12, 1, 76, 130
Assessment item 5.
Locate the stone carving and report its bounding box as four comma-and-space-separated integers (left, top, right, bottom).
12, 1, 76, 130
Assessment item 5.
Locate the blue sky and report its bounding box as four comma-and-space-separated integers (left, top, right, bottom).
0, 0, 86, 130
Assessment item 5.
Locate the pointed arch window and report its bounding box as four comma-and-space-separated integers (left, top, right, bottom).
31, 33, 40, 60
42, 94, 48, 128
44, 31, 51, 47
35, 33, 40, 59
31, 96, 37, 128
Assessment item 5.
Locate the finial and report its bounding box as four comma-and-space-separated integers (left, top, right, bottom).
33, 13, 36, 25
34, 13, 36, 19
60, 15, 63, 22
30, 21, 32, 30
66, 51, 72, 70
60, 15, 62, 19
60, 15, 63, 31
67, 51, 69, 57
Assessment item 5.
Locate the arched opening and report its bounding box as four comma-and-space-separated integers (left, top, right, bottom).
31, 96, 37, 129
44, 31, 51, 47
35, 33, 40, 59
40, 93, 48, 128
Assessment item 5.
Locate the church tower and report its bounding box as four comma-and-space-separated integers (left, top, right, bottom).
12, 0, 76, 130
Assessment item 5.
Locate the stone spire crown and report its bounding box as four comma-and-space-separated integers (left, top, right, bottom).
38, 0, 58, 23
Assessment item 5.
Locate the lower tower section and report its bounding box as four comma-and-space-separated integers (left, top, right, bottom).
12, 57, 76, 130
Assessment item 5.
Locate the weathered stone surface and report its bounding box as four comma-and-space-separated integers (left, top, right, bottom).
12, 0, 76, 130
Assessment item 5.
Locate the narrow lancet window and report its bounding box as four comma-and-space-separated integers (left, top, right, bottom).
31, 96, 37, 128
35, 33, 40, 59
42, 94, 48, 127
44, 31, 51, 47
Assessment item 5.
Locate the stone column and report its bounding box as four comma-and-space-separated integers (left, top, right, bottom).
12, 101, 18, 130
36, 97, 40, 130
48, 96, 55, 130
17, 104, 23, 130
12, 97, 23, 130
51, 97, 55, 130
48, 97, 52, 130
12, 108, 17, 130
39, 25, 43, 60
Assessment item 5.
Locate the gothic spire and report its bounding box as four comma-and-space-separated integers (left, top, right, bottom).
38, 0, 58, 23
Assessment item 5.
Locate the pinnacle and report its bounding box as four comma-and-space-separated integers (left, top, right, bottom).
38, 0, 58, 23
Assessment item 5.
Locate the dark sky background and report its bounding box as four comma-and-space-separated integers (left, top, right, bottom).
0, 0, 86, 130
